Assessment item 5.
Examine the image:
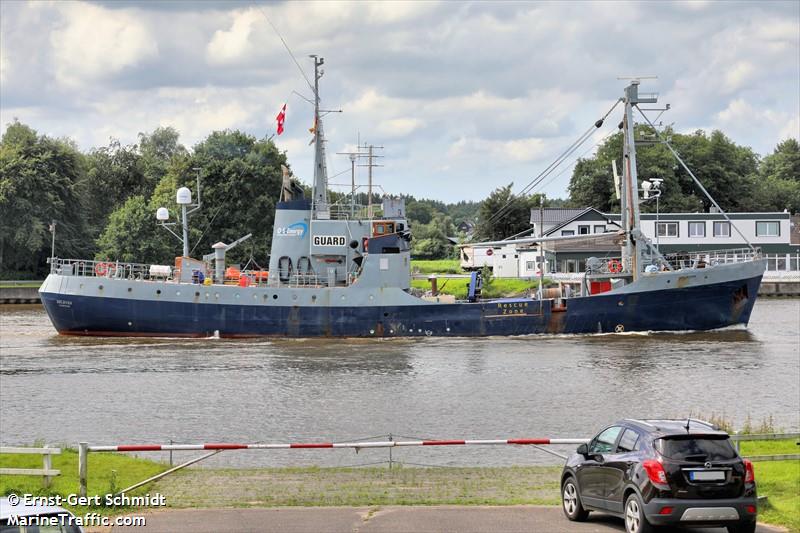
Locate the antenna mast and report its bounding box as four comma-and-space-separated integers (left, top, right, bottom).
620, 79, 657, 280
358, 143, 383, 219
311, 55, 329, 218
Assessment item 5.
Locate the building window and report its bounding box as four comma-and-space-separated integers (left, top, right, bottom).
561, 230, 575, 236
756, 221, 780, 237
657, 222, 679, 237
578, 225, 590, 235
688, 221, 706, 238
713, 221, 731, 237
526, 261, 536, 271
593, 225, 606, 233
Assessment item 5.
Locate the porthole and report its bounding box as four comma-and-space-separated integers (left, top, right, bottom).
215, 293, 220, 299
273, 294, 278, 300
383, 312, 389, 317
176, 291, 181, 296
98, 285, 104, 290
253, 294, 258, 300
195, 291, 200, 297
156, 289, 161, 295
235, 294, 240, 299
292, 294, 297, 301
127, 287, 132, 292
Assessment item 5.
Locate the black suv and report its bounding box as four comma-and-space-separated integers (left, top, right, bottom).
561, 419, 757, 533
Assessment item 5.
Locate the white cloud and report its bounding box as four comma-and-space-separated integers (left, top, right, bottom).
0, 0, 797, 201
50, 2, 159, 87
206, 8, 262, 65
377, 117, 423, 137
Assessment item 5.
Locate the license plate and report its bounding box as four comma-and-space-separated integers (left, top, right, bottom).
690, 470, 725, 481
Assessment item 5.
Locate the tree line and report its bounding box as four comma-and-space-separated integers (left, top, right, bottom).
1, 119, 797, 278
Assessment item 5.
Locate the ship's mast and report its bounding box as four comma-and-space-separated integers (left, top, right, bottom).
620, 80, 657, 280
311, 55, 329, 217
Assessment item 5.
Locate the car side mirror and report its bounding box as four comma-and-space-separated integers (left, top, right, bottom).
577, 443, 589, 456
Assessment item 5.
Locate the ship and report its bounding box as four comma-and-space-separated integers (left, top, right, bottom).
39, 62, 766, 337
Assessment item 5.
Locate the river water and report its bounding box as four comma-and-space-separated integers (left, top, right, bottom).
1, 300, 798, 467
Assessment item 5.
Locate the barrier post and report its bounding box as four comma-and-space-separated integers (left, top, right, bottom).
79, 442, 88, 497
43, 445, 52, 488
388, 434, 393, 470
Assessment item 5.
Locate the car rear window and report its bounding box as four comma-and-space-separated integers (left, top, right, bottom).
655, 436, 737, 461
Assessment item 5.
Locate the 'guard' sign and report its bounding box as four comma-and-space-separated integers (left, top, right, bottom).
313, 235, 346, 247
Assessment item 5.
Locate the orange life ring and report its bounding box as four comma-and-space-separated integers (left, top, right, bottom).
608, 259, 623, 274
95, 262, 109, 276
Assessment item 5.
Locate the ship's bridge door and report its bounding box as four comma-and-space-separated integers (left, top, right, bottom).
372, 221, 395, 237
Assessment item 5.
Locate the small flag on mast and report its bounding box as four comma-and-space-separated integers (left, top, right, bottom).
308, 118, 317, 145
276, 104, 286, 135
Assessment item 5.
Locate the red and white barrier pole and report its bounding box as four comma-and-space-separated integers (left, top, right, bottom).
88, 437, 588, 452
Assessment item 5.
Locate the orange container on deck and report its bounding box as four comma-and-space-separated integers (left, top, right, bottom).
224, 266, 241, 280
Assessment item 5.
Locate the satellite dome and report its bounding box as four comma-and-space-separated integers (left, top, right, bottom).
176, 187, 192, 205
156, 207, 169, 221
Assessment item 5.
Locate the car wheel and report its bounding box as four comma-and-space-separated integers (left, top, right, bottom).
561, 477, 589, 521
727, 520, 757, 533
624, 492, 654, 533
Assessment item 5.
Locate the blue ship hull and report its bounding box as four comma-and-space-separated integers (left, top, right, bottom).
40, 274, 762, 337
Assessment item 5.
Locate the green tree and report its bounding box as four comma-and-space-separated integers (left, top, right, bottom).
0, 121, 87, 278
567, 127, 760, 213
476, 184, 540, 241
753, 138, 800, 213
96, 130, 287, 266
411, 213, 456, 259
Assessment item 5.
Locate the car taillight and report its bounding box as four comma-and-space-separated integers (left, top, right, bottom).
744, 459, 755, 484
643, 459, 668, 484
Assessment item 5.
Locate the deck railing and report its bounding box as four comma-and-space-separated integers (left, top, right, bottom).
50, 257, 161, 280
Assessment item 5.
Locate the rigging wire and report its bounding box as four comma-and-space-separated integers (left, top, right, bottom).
250, 1, 314, 93
635, 106, 756, 251
474, 98, 622, 240
537, 128, 618, 194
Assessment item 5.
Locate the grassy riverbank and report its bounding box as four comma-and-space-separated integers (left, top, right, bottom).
2, 444, 797, 531
410, 277, 543, 299
0, 447, 166, 514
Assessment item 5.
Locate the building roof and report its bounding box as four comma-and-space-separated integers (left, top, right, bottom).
529, 208, 587, 226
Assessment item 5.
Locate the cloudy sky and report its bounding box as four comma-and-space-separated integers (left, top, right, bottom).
1, 0, 798, 202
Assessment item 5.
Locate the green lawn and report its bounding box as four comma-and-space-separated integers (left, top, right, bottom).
0, 447, 167, 515
411, 259, 462, 274
412, 277, 544, 300
0, 281, 42, 288
740, 439, 800, 532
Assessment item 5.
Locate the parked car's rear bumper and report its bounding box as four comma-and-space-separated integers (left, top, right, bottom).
644, 496, 757, 526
